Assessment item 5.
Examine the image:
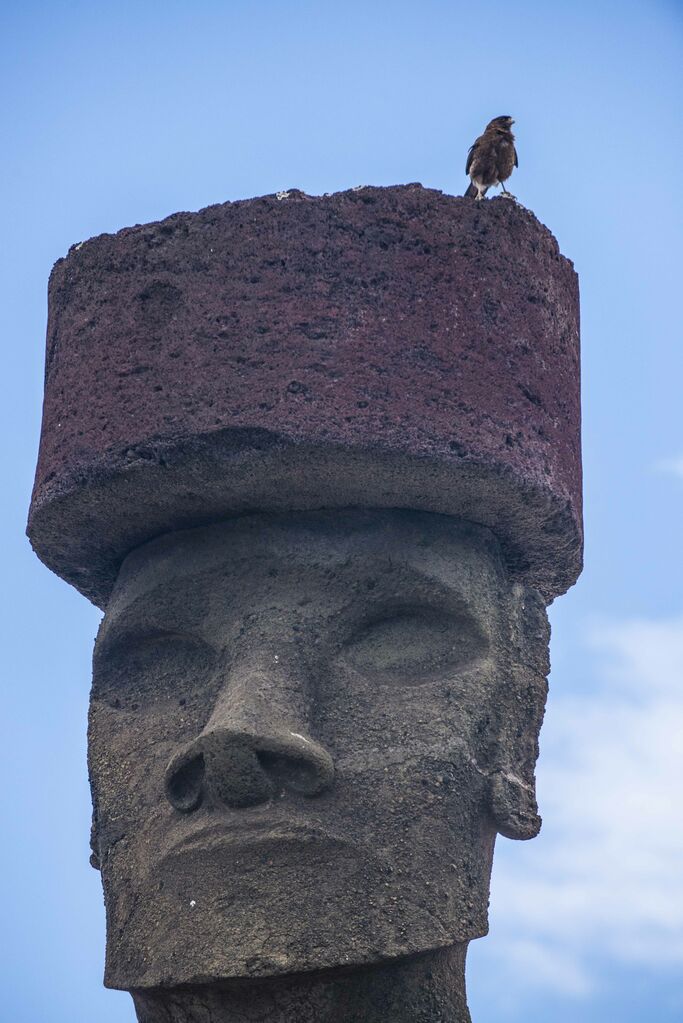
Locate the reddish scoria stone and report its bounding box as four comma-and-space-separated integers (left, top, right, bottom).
28, 184, 581, 607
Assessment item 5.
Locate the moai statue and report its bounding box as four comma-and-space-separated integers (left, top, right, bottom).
28, 186, 581, 1023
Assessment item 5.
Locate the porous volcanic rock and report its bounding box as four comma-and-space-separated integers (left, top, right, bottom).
28, 184, 581, 607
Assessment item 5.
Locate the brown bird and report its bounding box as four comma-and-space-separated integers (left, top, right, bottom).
464, 116, 518, 200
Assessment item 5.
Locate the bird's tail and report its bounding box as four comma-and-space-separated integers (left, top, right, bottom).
464, 182, 478, 198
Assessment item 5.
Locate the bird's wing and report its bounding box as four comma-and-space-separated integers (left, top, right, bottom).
466, 142, 477, 175
513, 144, 518, 168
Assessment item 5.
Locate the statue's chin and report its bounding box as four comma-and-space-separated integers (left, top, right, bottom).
103, 832, 478, 989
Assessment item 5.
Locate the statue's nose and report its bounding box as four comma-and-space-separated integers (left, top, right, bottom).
164, 653, 334, 812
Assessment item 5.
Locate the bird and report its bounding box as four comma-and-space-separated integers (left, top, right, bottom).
464, 116, 518, 200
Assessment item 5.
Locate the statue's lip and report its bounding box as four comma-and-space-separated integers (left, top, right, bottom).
160, 818, 345, 861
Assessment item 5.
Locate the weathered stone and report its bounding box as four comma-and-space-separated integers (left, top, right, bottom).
29, 186, 582, 1022
28, 186, 581, 608
89, 510, 548, 1020
132, 945, 471, 1023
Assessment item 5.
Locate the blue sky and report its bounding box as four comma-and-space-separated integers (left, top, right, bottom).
1, 2, 682, 1020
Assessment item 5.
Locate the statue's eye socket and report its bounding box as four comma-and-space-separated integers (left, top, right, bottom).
340, 607, 488, 685
93, 632, 217, 710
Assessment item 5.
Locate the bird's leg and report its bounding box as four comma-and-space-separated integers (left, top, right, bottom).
499, 184, 517, 201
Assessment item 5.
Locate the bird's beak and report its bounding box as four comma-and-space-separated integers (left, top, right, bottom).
510, 119, 515, 125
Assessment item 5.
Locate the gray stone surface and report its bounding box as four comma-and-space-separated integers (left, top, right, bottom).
89, 510, 549, 1019
132, 946, 471, 1022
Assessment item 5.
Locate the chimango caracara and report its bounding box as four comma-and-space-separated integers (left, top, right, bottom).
464, 115, 518, 200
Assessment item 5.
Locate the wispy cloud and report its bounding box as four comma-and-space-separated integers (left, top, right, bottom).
656, 456, 683, 479
486, 613, 683, 999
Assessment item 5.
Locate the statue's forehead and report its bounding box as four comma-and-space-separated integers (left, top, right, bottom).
106, 512, 507, 625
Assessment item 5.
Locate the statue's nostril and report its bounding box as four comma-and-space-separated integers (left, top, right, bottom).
258, 752, 311, 793
165, 753, 205, 813
257, 749, 332, 797
164, 730, 333, 810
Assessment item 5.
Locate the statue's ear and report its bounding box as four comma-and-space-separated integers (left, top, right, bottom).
489, 768, 542, 841
89, 805, 101, 870
488, 584, 550, 841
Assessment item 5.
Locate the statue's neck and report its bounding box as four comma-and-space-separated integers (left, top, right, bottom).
132, 945, 471, 1023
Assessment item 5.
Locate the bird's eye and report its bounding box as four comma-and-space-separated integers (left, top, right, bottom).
340, 606, 488, 685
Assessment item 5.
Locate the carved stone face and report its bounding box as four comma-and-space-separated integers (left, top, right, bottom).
88, 510, 549, 990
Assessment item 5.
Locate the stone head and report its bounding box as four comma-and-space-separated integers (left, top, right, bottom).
88, 509, 550, 990
28, 187, 581, 1011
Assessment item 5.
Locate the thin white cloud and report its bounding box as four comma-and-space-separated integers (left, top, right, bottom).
491, 937, 594, 998
485, 613, 683, 998
656, 455, 683, 479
